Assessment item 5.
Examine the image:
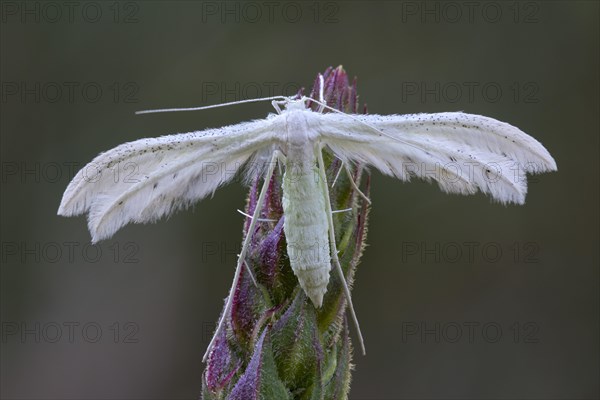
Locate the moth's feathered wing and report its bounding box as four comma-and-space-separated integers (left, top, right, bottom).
58, 117, 283, 243
316, 112, 557, 204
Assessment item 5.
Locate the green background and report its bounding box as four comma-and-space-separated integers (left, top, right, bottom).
1, 1, 598, 399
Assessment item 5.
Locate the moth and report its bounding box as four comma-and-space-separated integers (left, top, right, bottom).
58, 75, 557, 361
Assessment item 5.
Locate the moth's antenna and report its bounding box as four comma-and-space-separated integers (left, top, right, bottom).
307, 96, 431, 154
136, 96, 289, 115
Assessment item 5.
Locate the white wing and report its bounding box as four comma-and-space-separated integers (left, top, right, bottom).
316, 112, 556, 204
58, 117, 283, 243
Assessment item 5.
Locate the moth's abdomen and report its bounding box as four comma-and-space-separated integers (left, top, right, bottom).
282, 162, 331, 308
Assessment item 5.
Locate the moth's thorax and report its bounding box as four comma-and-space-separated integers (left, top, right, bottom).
282, 109, 318, 164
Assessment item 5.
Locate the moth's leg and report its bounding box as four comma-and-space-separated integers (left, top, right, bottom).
330, 158, 372, 206
331, 160, 344, 188
203, 150, 280, 362
275, 151, 287, 176
344, 164, 372, 205
316, 145, 367, 356
235, 209, 276, 286
271, 100, 283, 114
331, 208, 353, 214
242, 259, 258, 288
237, 209, 277, 222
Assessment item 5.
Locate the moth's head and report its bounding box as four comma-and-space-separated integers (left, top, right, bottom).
284, 97, 309, 111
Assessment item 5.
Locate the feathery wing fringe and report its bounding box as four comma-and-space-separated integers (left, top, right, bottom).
317, 112, 556, 204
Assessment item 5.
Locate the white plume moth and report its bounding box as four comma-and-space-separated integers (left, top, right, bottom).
57, 74, 557, 361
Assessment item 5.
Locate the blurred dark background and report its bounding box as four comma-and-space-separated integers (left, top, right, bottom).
1, 1, 598, 399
